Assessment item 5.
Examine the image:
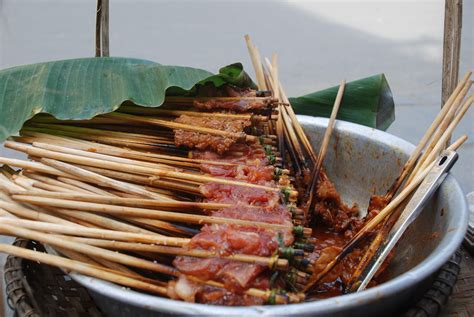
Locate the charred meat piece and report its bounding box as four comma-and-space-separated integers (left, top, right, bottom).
173, 224, 281, 293
208, 205, 293, 226
193, 98, 273, 112
313, 171, 360, 232
170, 275, 266, 305
200, 183, 280, 207
173, 115, 251, 154
200, 164, 274, 184
186, 224, 282, 256
191, 143, 267, 163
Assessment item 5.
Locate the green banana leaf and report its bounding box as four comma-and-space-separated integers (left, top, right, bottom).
0, 58, 254, 142
289, 74, 395, 130
0, 57, 394, 143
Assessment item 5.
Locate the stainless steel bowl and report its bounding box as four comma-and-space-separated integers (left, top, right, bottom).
65, 116, 468, 316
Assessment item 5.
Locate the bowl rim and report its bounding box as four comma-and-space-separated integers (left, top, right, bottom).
64, 116, 469, 316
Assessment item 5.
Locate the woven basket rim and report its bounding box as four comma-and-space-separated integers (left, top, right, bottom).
4, 239, 40, 317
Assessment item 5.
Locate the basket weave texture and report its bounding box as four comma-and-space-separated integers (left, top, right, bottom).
440, 248, 474, 317
4, 239, 102, 317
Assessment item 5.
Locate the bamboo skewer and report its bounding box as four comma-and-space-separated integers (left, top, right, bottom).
57, 177, 118, 196
443, 80, 473, 134
4, 141, 281, 192
27, 122, 177, 143
264, 55, 285, 167
18, 131, 237, 167
23, 172, 92, 194
104, 112, 259, 143
57, 124, 179, 138
9, 191, 235, 211
280, 101, 307, 171
41, 158, 175, 201
0, 198, 80, 227
55, 247, 103, 266
264, 60, 316, 174
55, 247, 141, 278
15, 174, 76, 193
22, 127, 179, 151
33, 141, 176, 171
260, 51, 311, 183
11, 195, 309, 234
0, 157, 70, 178
24, 125, 176, 145
385, 72, 472, 198
30, 110, 275, 123
185, 274, 302, 304
63, 237, 288, 270
245, 35, 267, 90
270, 54, 280, 101
269, 68, 318, 165
282, 127, 303, 177
1, 131, 272, 237
52, 204, 194, 237
0, 223, 178, 275
0, 243, 170, 296
409, 95, 473, 182
51, 208, 160, 235
0, 174, 25, 195
9, 176, 37, 192
73, 166, 201, 195
0, 217, 189, 246
126, 217, 197, 237
118, 105, 275, 121
6, 165, 196, 236
281, 87, 317, 164
0, 215, 286, 270
313, 81, 345, 181
304, 81, 345, 220
164, 96, 274, 102
53, 243, 202, 287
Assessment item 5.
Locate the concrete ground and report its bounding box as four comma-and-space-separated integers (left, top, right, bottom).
0, 1, 473, 315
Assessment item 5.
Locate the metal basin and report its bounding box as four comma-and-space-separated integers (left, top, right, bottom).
66, 116, 469, 316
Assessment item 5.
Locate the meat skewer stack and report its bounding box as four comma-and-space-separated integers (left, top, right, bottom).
0, 68, 317, 304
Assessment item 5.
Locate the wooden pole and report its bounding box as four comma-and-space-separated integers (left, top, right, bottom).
101, 0, 110, 57
95, 0, 102, 57
95, 0, 109, 57
442, 0, 463, 107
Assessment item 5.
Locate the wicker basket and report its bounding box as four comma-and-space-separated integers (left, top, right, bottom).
4, 239, 102, 317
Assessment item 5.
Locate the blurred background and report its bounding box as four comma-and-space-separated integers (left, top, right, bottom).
0, 0, 473, 314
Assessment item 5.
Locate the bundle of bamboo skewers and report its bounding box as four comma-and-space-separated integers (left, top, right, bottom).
0, 34, 472, 305
0, 38, 314, 302
0, 125, 306, 303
